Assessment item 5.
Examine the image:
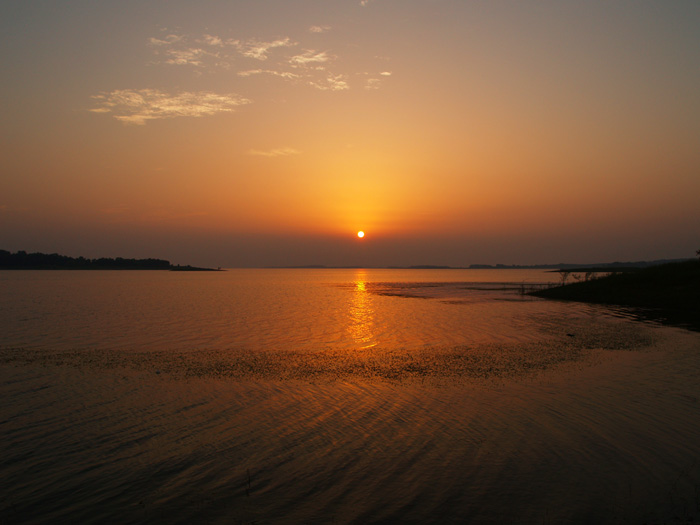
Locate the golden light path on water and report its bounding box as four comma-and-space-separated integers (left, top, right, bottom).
348, 270, 376, 349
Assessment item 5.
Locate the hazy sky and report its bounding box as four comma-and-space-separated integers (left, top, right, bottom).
2, 0, 699, 267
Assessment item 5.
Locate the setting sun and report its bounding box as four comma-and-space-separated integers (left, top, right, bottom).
357, 231, 365, 238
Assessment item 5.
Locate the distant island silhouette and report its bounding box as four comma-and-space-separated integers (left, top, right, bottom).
0, 250, 222, 271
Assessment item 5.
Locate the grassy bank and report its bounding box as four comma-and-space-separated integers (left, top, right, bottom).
531, 260, 700, 330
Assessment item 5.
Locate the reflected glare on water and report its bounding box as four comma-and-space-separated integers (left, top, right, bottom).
348, 271, 376, 349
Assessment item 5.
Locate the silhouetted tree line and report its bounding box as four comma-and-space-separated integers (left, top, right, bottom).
0, 250, 171, 270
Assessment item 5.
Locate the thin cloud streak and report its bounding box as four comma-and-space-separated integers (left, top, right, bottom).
290, 50, 332, 67
248, 147, 301, 157
164, 48, 213, 66
238, 69, 300, 79
233, 37, 296, 60
149, 34, 182, 46
90, 89, 251, 125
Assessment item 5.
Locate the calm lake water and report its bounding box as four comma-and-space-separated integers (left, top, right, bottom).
1, 269, 699, 523
1, 268, 594, 352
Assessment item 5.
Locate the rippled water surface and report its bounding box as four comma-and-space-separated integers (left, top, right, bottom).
2, 269, 700, 524
1, 268, 594, 351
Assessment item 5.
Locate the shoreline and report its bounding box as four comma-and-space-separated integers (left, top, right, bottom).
531, 260, 700, 332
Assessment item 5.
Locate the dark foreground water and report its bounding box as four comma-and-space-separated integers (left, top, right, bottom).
1, 269, 699, 523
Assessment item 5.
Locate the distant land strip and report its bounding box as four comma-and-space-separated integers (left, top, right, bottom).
277, 259, 692, 270
2, 249, 693, 272
0, 250, 222, 271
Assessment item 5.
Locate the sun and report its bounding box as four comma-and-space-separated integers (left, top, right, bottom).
357, 231, 365, 238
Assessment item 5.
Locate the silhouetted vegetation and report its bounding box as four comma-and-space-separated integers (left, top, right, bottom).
0, 250, 224, 271
531, 260, 700, 330
0, 250, 171, 270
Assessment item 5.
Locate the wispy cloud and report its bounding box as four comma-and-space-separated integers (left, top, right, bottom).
115, 29, 393, 116
360, 0, 373, 6
90, 89, 251, 125
164, 48, 213, 66
290, 50, 332, 67
201, 34, 223, 47
234, 38, 296, 60
151, 34, 296, 67
150, 33, 224, 68
248, 147, 301, 157
149, 34, 182, 46
238, 69, 300, 80
364, 71, 392, 90
310, 74, 349, 91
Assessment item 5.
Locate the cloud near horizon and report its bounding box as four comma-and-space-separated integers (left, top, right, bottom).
90, 89, 251, 125
248, 147, 301, 157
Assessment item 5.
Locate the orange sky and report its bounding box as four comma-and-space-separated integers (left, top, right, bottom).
2, 1, 699, 266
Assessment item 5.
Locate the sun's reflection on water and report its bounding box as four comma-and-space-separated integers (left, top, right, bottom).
348, 270, 376, 348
